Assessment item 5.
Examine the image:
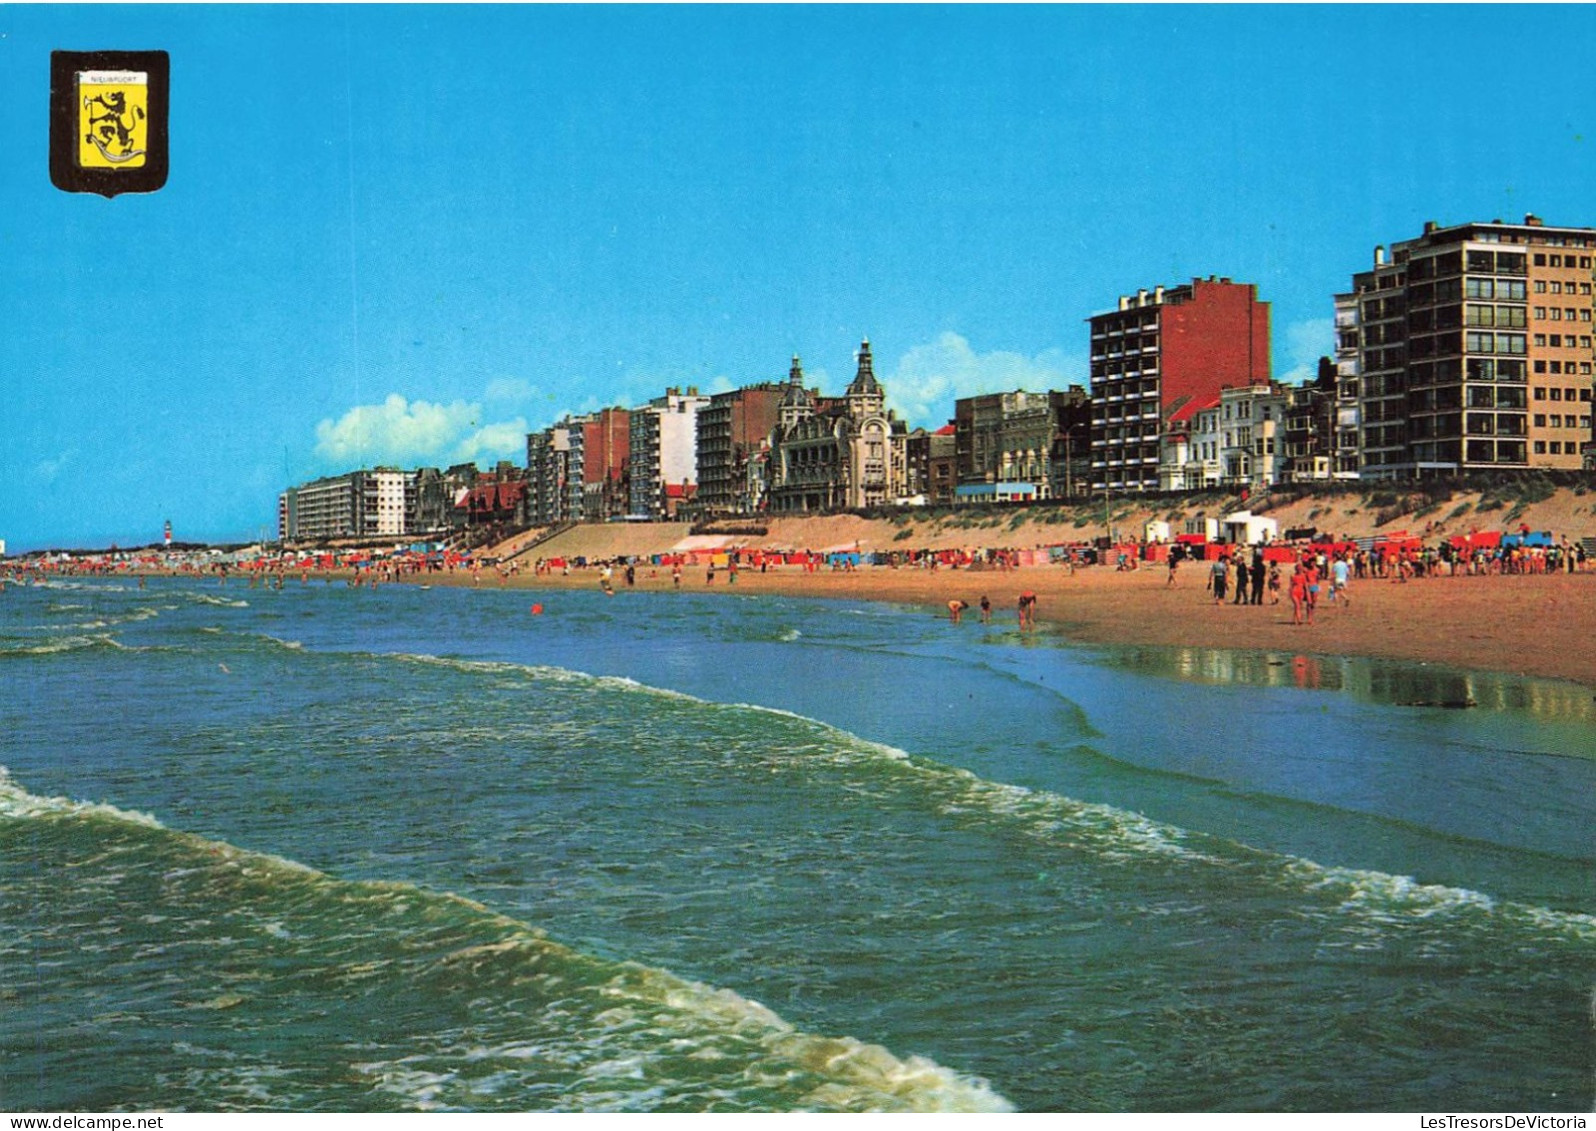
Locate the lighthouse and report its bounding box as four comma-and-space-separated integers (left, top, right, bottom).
163, 520, 172, 548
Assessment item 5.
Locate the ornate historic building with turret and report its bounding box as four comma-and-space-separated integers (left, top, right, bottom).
767, 340, 910, 512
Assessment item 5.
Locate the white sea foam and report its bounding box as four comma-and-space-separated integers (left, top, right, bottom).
364, 650, 1596, 946
0, 765, 164, 828
0, 633, 120, 657
189, 593, 250, 608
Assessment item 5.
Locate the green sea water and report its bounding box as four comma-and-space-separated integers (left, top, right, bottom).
2, 577, 1592, 1111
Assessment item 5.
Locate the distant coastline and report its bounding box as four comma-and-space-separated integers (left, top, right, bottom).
8, 483, 1596, 692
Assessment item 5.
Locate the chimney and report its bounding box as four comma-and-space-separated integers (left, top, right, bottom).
1118, 296, 1130, 312
1154, 285, 1164, 303
1374, 245, 1387, 267
1137, 288, 1149, 307
1423, 220, 1439, 234
1525, 213, 1544, 227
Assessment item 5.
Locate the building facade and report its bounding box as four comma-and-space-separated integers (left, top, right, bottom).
526, 421, 578, 526
1338, 216, 1596, 479
1088, 277, 1272, 493
696, 383, 784, 516
767, 341, 910, 512
954, 388, 1090, 500
629, 388, 708, 520
581, 408, 632, 522
278, 468, 411, 541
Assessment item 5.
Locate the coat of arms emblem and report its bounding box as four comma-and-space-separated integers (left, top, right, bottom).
50, 50, 169, 197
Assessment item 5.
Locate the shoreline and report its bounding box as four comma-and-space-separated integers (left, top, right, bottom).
390, 561, 1596, 691
21, 554, 1596, 690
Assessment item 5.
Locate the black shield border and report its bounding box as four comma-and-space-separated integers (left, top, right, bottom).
50, 50, 170, 198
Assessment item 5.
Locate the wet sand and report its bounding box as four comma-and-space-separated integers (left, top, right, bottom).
413, 561, 1596, 691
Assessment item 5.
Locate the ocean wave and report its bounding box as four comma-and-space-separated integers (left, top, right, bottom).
0, 633, 125, 658
0, 765, 164, 828
0, 766, 1012, 1113
361, 652, 1596, 946
187, 593, 251, 609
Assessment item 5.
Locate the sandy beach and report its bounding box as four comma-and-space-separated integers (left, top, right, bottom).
406, 557, 1596, 691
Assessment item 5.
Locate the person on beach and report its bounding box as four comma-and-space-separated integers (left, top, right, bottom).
1250, 553, 1266, 605
1211, 555, 1228, 604
1330, 554, 1351, 607
1018, 591, 1037, 630
1289, 563, 1308, 625
1233, 555, 1249, 605
672, 563, 682, 588
1267, 562, 1282, 605
979, 595, 991, 623
1166, 554, 1178, 587
948, 599, 968, 624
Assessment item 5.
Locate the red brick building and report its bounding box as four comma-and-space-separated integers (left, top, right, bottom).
1088, 277, 1271, 492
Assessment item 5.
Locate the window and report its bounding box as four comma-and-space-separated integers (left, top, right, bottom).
1550, 388, 1563, 400
1535, 253, 1548, 266
1535, 388, 1548, 400
1535, 334, 1548, 346
1535, 360, 1548, 374
1552, 281, 1564, 295
1535, 280, 1548, 293
1550, 442, 1563, 454
1535, 306, 1548, 319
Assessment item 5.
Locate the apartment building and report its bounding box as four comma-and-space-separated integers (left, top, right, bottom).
629, 388, 708, 519
695, 383, 784, 517
953, 388, 1091, 500
278, 468, 410, 541
1337, 215, 1596, 479
1088, 278, 1272, 493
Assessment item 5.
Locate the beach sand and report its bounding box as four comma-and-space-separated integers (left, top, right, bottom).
419, 559, 1596, 692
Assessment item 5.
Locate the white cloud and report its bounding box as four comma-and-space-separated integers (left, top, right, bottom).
1278, 317, 1334, 385
883, 333, 1082, 428
31, 448, 76, 486
484, 377, 534, 404
313, 394, 526, 469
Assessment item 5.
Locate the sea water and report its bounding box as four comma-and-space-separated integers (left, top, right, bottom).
1, 576, 1592, 1112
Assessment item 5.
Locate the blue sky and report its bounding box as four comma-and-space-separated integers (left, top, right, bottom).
6, 5, 1596, 550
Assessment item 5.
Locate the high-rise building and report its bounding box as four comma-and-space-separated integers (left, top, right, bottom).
278, 468, 411, 541
696, 383, 784, 517
1337, 216, 1596, 479
526, 421, 578, 525
629, 388, 709, 520
581, 408, 631, 521
1088, 278, 1272, 493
